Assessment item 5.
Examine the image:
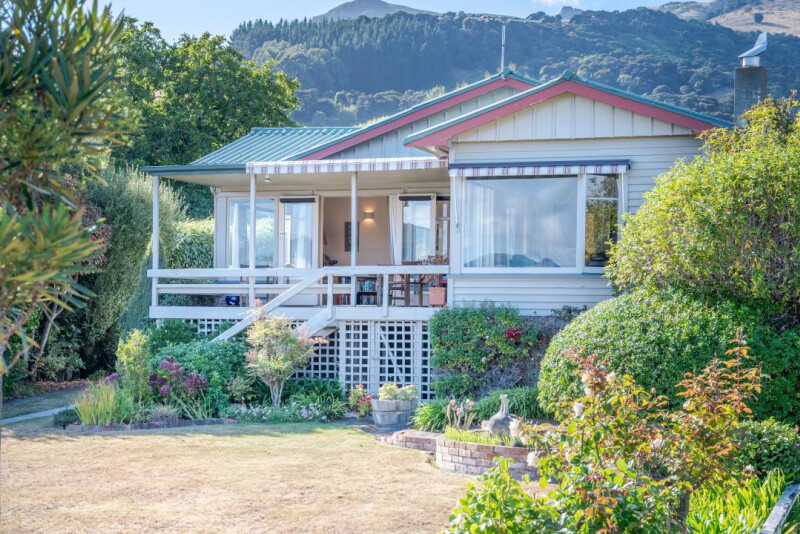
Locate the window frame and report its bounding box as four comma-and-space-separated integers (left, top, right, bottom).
459, 173, 624, 275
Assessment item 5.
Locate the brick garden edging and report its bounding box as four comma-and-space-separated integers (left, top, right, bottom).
435, 436, 538, 479
389, 429, 439, 452
67, 418, 239, 433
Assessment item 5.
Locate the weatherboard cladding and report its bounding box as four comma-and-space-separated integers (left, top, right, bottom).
189, 127, 358, 167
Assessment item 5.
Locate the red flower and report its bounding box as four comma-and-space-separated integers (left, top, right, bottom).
506, 328, 521, 341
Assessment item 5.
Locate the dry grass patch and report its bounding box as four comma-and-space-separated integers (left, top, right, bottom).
1, 419, 473, 533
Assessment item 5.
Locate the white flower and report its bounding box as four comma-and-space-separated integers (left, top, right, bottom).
573, 401, 585, 417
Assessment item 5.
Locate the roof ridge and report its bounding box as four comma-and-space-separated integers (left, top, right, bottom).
249, 126, 359, 133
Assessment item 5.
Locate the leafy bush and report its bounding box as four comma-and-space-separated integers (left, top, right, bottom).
538, 289, 800, 421
429, 305, 543, 398
74, 382, 136, 425
53, 408, 80, 429
608, 99, 800, 321
155, 339, 248, 413
223, 402, 328, 423
411, 399, 449, 431
170, 219, 214, 268
378, 382, 417, 400
285, 378, 348, 420
474, 387, 545, 422
149, 356, 213, 419
149, 320, 198, 354
686, 470, 795, 534
347, 384, 371, 417
736, 419, 800, 482
115, 330, 152, 403
447, 458, 553, 533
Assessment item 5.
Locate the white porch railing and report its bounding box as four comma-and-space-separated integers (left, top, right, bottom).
147, 264, 450, 335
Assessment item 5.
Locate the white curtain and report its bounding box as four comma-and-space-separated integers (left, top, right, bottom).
388, 194, 403, 265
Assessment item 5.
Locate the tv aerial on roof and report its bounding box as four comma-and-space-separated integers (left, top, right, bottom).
739, 32, 767, 67
460, 14, 541, 76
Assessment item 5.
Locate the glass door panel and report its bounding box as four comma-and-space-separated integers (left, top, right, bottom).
402, 198, 432, 262
281, 201, 315, 268
226, 198, 276, 268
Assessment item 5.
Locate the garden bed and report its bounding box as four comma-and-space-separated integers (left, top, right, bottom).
67, 418, 239, 433
435, 436, 537, 479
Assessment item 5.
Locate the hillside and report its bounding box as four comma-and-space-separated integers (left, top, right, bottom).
312, 0, 437, 22
657, 0, 800, 37
231, 8, 800, 126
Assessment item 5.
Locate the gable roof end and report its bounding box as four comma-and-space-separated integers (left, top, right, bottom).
288, 68, 538, 161
404, 71, 732, 148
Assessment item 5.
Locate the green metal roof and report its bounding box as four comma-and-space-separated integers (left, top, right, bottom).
404, 71, 733, 145
284, 68, 539, 160
190, 126, 358, 166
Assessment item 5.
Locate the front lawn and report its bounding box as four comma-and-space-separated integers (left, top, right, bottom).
1, 419, 471, 533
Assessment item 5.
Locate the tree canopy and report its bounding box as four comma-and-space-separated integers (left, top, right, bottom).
608, 99, 800, 322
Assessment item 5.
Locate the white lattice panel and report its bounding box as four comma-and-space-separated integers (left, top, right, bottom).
296, 330, 340, 380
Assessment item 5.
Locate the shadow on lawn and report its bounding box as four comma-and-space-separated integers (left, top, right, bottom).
1, 418, 357, 443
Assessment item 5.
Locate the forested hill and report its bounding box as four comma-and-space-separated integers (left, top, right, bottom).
230, 9, 800, 126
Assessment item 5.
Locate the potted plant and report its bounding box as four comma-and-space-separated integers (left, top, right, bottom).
421, 254, 448, 307
371, 382, 418, 427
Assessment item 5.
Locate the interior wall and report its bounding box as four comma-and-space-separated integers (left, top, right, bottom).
323, 196, 391, 266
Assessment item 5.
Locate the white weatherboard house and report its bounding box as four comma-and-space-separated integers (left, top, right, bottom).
142, 69, 731, 399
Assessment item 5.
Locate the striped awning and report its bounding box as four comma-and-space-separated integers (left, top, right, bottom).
247, 157, 447, 175
449, 160, 630, 178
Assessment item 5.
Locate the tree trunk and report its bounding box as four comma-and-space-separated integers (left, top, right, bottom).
31, 306, 61, 380
270, 381, 284, 408
675, 491, 691, 533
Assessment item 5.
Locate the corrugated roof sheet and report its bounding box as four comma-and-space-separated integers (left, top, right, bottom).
190, 127, 358, 166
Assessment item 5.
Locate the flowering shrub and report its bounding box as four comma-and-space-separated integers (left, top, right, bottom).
348, 384, 371, 417
148, 356, 210, 419
448, 330, 765, 532
224, 402, 327, 423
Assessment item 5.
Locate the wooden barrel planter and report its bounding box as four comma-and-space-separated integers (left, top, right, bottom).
371, 398, 417, 428
435, 436, 538, 480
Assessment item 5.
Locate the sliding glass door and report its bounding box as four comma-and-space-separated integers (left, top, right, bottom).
281, 200, 315, 269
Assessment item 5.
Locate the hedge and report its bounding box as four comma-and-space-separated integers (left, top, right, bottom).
537, 289, 800, 422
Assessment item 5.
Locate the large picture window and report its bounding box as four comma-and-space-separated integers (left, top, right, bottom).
463, 177, 578, 268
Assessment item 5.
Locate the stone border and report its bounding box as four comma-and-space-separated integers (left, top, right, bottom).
435, 436, 537, 479
389, 429, 438, 452
67, 418, 239, 433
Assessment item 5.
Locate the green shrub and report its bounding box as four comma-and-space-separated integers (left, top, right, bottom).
429, 305, 542, 398
171, 219, 214, 269
115, 330, 152, 403
378, 382, 417, 400
286, 378, 348, 420
608, 99, 800, 322
74, 382, 136, 425
154, 339, 247, 413
537, 289, 800, 421
223, 402, 328, 423
148, 404, 180, 424
411, 399, 449, 431
473, 387, 545, 422
53, 408, 80, 429
686, 470, 795, 533
736, 419, 800, 482
148, 320, 198, 354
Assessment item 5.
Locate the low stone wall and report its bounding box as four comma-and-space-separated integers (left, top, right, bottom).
389, 429, 439, 452
435, 436, 537, 479
68, 418, 239, 433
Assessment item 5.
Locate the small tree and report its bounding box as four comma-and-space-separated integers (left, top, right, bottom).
115, 329, 151, 403
245, 311, 326, 407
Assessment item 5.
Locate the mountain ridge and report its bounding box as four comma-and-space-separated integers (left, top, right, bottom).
312, 0, 438, 22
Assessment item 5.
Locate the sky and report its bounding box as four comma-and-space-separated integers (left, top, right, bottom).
110, 0, 681, 42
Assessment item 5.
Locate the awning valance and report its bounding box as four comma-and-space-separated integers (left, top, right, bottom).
449, 159, 630, 178
247, 157, 446, 175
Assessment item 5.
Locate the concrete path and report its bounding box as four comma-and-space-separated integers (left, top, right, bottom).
3, 405, 74, 425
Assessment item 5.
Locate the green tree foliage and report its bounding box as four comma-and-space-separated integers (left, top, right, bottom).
170, 219, 214, 269
231, 10, 800, 125
0, 0, 131, 376
114, 19, 300, 217
115, 329, 151, 403
537, 289, 800, 422
609, 99, 800, 322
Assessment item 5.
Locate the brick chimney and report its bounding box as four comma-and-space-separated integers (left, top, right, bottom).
734, 33, 768, 125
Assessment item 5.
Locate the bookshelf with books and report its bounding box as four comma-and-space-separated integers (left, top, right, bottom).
356, 275, 378, 306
